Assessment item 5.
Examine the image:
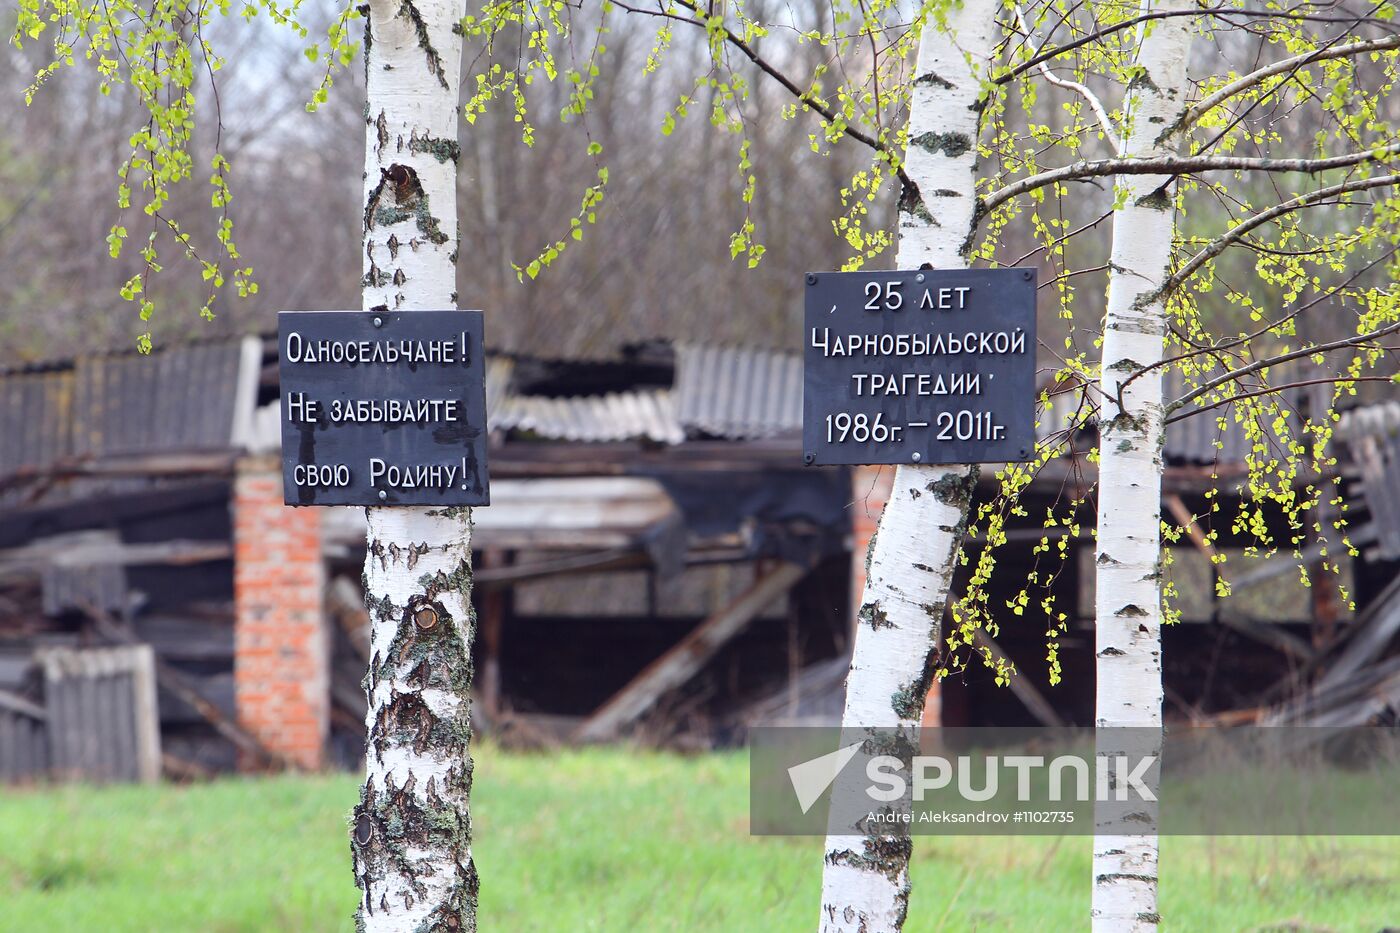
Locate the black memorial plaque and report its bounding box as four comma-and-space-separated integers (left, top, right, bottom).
803, 269, 1036, 466
278, 310, 490, 506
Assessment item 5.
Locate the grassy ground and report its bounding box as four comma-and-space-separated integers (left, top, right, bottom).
1, 745, 1396, 931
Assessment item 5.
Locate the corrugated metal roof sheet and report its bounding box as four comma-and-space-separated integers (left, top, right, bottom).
492, 389, 684, 444
490, 343, 803, 445
674, 343, 802, 439
0, 368, 74, 481
485, 356, 514, 427
0, 339, 249, 505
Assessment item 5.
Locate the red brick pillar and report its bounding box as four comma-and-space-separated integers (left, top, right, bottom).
233, 456, 328, 770
850, 466, 941, 727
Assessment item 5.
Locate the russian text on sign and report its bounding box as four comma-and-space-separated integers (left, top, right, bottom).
801, 269, 1037, 466
277, 310, 491, 507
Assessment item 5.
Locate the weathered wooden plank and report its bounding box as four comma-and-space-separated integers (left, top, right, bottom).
130, 645, 160, 783
16, 713, 38, 778
8, 715, 25, 779
104, 675, 121, 780
77, 674, 98, 776
107, 674, 132, 781
90, 675, 109, 780
47, 677, 72, 775
23, 716, 40, 776
319, 476, 683, 553
0, 534, 233, 570
473, 549, 646, 587
1316, 572, 1400, 692
0, 713, 13, 780
32, 716, 48, 774
327, 576, 371, 662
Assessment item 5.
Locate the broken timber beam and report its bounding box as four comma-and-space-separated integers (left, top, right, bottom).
575, 561, 807, 742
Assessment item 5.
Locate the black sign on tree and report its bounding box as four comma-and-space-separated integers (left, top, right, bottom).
277, 310, 491, 506
803, 269, 1037, 466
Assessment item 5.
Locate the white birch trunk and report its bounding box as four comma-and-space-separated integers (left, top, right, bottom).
351, 2, 477, 930
1092, 3, 1192, 930
819, 4, 999, 930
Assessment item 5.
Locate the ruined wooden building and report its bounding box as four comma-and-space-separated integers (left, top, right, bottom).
2, 336, 1398, 780
0, 337, 851, 776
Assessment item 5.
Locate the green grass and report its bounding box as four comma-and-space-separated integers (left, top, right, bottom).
1, 745, 1396, 931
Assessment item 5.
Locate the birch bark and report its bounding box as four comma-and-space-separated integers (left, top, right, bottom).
1092, 4, 1192, 930
818, 3, 999, 930
350, 2, 478, 931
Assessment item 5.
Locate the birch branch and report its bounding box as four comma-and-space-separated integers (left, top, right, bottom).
1162, 174, 1400, 296
1172, 34, 1400, 135
981, 142, 1400, 214
1163, 375, 1397, 425
1012, 3, 1123, 153
1118, 244, 1399, 407
991, 5, 1396, 86
1166, 319, 1400, 414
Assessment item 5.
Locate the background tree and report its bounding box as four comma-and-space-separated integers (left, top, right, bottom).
0, 2, 870, 364
1091, 3, 1192, 928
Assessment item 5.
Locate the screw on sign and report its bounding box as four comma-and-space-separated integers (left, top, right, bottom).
801, 269, 1038, 467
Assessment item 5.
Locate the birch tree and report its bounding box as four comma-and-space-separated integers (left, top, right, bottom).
349, 1, 479, 930
983, 6, 1400, 924
1090, 3, 1191, 929
816, 3, 1000, 929
1088, 7, 1400, 926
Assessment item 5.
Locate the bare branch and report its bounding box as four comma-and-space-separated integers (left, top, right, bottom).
613, 0, 912, 189
1007, 207, 1112, 265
